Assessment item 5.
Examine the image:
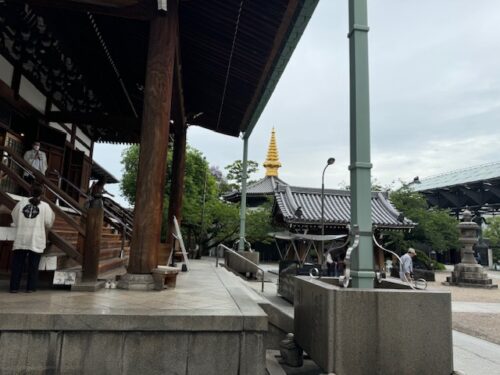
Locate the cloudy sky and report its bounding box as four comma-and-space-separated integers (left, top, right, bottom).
94, 0, 500, 205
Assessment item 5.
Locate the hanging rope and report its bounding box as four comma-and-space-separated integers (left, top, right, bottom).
87, 12, 138, 118
215, 0, 245, 131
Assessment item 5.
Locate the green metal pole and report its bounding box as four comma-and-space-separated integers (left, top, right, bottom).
238, 136, 249, 252
348, 0, 375, 288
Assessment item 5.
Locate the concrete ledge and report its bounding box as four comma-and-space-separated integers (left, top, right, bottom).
0, 260, 268, 374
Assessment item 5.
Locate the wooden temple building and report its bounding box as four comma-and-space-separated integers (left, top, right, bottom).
0, 0, 320, 288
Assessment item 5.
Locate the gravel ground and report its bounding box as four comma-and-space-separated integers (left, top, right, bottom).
427, 271, 500, 302
426, 270, 500, 344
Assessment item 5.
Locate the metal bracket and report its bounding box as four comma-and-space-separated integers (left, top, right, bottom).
347, 24, 370, 38
339, 225, 360, 288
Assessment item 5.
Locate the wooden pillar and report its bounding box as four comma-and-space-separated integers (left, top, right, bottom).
82, 207, 103, 282
128, 5, 178, 274
165, 122, 187, 250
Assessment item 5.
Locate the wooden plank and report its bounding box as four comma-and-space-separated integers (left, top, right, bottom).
128, 2, 178, 274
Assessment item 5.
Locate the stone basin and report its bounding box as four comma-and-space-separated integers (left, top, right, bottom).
294, 276, 453, 375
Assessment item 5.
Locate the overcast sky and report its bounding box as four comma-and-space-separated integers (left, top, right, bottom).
94, 0, 500, 205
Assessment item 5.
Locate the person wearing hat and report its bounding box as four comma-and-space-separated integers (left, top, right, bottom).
400, 248, 417, 282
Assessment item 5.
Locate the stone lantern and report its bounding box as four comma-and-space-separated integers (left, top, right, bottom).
445, 209, 497, 288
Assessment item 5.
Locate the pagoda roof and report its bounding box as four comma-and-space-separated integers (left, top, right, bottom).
224, 175, 288, 203
274, 185, 415, 229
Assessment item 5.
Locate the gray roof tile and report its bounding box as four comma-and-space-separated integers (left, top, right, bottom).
275, 185, 414, 229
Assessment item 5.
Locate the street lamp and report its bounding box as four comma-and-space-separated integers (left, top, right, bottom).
321, 157, 336, 258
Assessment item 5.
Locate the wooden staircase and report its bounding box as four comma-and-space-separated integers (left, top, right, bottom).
49, 215, 129, 279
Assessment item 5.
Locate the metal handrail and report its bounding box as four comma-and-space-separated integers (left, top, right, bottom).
372, 228, 427, 290
216, 244, 265, 292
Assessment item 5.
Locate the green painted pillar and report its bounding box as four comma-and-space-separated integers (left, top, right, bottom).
238, 136, 249, 252
348, 0, 375, 288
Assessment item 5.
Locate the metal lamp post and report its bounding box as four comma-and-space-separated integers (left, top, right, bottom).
321, 157, 336, 257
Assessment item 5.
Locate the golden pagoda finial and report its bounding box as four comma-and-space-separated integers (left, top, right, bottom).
263, 127, 281, 177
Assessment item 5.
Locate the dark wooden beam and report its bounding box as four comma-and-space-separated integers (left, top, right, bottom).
46, 111, 139, 127
13, 0, 156, 20
128, 1, 178, 274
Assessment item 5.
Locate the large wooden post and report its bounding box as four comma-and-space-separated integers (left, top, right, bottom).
165, 122, 187, 257
81, 207, 103, 282
127, 4, 178, 275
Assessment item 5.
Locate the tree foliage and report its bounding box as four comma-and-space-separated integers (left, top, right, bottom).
224, 160, 259, 190
120, 145, 272, 252
484, 216, 500, 262
384, 187, 459, 254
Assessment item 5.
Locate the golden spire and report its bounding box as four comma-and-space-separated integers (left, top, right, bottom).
263, 127, 281, 177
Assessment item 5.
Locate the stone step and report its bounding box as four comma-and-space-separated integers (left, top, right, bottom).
101, 247, 130, 259
98, 256, 129, 274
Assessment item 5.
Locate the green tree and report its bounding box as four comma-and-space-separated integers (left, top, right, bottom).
120, 145, 273, 252
484, 217, 500, 262
384, 187, 459, 254
224, 160, 259, 190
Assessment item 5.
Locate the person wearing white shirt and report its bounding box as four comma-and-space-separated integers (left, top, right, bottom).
399, 248, 416, 282
9, 183, 55, 293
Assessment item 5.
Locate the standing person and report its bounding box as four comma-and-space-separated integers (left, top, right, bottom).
325, 251, 337, 276
9, 183, 55, 293
23, 141, 48, 183
400, 248, 417, 282
87, 177, 114, 208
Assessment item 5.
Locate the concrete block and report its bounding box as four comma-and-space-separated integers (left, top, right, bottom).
122, 332, 188, 375
71, 280, 106, 292
59, 332, 125, 374
117, 273, 155, 290
187, 332, 240, 375
294, 276, 453, 375
0, 332, 56, 374
240, 332, 266, 375
225, 251, 260, 274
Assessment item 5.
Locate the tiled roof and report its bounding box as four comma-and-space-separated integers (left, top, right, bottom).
274, 185, 414, 229
413, 161, 500, 192
223, 176, 288, 202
